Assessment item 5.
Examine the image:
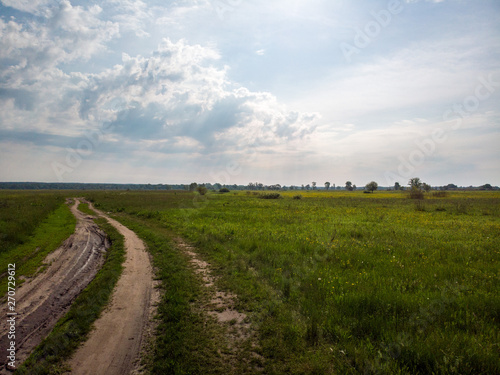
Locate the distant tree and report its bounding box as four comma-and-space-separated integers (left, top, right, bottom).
301, 184, 305, 190
480, 183, 493, 190
306, 184, 311, 190
325, 182, 331, 190
409, 178, 423, 190
345, 181, 353, 191
422, 183, 431, 193
394, 182, 401, 191
365, 181, 378, 193
196, 186, 208, 195
312, 182, 317, 190
353, 184, 357, 191
189, 182, 198, 191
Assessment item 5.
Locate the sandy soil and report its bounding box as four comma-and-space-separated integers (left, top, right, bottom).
176, 238, 254, 347
67, 203, 157, 375
0, 199, 109, 373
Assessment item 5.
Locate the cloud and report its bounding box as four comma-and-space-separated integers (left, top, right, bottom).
0, 0, 51, 15
1, 12, 319, 174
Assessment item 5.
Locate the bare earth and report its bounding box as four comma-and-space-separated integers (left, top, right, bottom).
67, 203, 157, 375
0, 199, 109, 374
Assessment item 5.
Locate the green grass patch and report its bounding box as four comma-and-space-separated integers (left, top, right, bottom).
77, 202, 97, 216
17, 217, 125, 375
0, 191, 68, 255
0, 203, 76, 297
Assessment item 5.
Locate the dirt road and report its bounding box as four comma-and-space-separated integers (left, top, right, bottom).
0, 199, 109, 373
67, 203, 156, 375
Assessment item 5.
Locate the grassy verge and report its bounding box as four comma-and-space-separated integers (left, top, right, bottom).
16, 216, 125, 375
0, 203, 76, 297
104, 212, 259, 374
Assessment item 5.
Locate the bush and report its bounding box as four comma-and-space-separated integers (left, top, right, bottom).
219, 188, 230, 193
196, 186, 208, 196
258, 193, 281, 199
293, 194, 302, 200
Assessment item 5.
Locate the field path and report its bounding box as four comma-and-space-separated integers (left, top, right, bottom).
0, 198, 109, 374
68, 203, 156, 375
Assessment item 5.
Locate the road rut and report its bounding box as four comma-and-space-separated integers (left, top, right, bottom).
0, 198, 109, 373
68, 203, 156, 375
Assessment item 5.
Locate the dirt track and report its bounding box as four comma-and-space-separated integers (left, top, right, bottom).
67, 203, 156, 375
0, 198, 109, 373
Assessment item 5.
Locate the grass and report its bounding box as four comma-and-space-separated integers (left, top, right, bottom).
100, 213, 257, 374
86, 190, 500, 374
0, 201, 76, 297
77, 201, 97, 216
16, 214, 125, 374
0, 191, 69, 255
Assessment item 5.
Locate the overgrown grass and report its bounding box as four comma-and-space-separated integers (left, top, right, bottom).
17, 216, 125, 375
0, 191, 68, 255
0, 202, 76, 297
88, 190, 500, 374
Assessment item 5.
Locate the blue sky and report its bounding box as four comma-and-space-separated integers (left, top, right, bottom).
0, 0, 499, 186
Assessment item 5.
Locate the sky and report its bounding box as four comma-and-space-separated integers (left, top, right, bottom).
0, 0, 499, 187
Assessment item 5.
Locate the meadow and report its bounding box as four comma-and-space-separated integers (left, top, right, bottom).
0, 191, 76, 296
85, 189, 500, 374
1, 189, 499, 374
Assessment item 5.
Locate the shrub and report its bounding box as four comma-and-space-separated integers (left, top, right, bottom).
196, 186, 208, 196
258, 193, 281, 199
219, 188, 230, 193
293, 194, 303, 200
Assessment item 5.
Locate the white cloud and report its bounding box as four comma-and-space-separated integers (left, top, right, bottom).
0, 0, 52, 15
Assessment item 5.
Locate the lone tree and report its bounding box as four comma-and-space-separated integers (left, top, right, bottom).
409, 177, 423, 190
365, 181, 378, 193
325, 182, 331, 190
394, 182, 401, 190
422, 183, 432, 193
345, 181, 353, 191
312, 182, 317, 190
408, 177, 425, 199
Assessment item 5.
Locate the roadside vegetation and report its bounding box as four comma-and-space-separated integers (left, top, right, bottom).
17, 207, 125, 374
0, 192, 76, 296
86, 189, 500, 374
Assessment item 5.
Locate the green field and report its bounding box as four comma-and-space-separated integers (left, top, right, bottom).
1, 190, 499, 374
84, 190, 500, 374
0, 191, 76, 296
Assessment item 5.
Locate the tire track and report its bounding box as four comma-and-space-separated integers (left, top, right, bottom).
67, 203, 157, 375
0, 199, 109, 373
